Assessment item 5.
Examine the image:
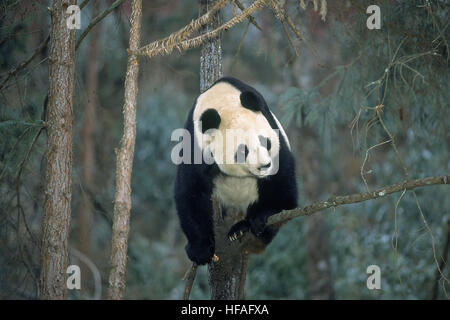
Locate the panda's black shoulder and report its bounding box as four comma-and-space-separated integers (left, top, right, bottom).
213, 76, 252, 92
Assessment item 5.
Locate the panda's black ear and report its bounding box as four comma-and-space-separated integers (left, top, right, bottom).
240, 91, 260, 112
200, 108, 221, 133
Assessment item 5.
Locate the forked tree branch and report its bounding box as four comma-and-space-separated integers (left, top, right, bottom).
134, 0, 268, 58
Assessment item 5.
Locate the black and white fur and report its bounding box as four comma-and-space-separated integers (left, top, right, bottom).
175, 77, 297, 265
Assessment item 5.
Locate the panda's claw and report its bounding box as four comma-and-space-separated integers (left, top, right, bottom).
228, 231, 243, 242
227, 220, 250, 242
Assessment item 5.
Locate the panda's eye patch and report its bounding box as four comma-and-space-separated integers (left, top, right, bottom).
234, 144, 249, 163
240, 91, 260, 112
258, 135, 271, 150
200, 108, 221, 133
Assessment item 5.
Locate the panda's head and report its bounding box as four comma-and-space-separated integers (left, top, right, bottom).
193, 81, 280, 178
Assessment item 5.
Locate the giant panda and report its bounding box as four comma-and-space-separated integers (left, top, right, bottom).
174, 77, 297, 265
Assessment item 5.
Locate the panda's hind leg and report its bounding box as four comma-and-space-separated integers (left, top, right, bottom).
240, 226, 279, 255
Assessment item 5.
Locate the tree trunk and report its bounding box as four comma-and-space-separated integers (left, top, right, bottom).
108, 0, 142, 300
40, 0, 77, 300
199, 0, 249, 300
207, 201, 250, 300
199, 0, 222, 93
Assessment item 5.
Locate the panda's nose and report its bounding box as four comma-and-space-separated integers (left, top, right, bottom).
258, 162, 271, 170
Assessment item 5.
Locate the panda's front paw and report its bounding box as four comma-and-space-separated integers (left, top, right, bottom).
228, 220, 250, 241
185, 241, 215, 265
249, 215, 268, 237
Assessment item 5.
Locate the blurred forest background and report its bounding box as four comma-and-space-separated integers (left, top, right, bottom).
0, 0, 449, 299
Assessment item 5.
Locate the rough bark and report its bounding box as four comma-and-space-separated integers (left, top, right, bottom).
108, 0, 142, 300
199, 0, 222, 93
199, 0, 250, 300
208, 201, 250, 300
40, 0, 77, 300
198, 0, 248, 300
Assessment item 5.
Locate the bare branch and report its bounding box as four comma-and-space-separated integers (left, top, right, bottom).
234, 0, 263, 31
75, 0, 127, 50
0, 36, 50, 91
135, 0, 268, 58
266, 175, 449, 227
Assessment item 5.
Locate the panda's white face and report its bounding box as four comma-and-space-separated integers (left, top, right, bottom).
193, 82, 280, 178
211, 118, 279, 178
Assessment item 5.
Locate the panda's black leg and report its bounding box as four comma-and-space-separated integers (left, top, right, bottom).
227, 220, 250, 241
258, 226, 279, 244
245, 205, 276, 237
248, 213, 269, 237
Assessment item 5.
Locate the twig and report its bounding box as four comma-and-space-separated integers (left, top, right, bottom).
0, 126, 33, 182
0, 35, 50, 91
425, 1, 449, 61
281, 19, 299, 57
15, 126, 45, 297
360, 139, 391, 192
231, 20, 250, 73
285, 15, 304, 41
376, 109, 408, 180
412, 190, 449, 284
392, 188, 406, 253
183, 263, 198, 300
16, 126, 45, 247
431, 219, 450, 299
75, 0, 127, 50
234, 0, 263, 31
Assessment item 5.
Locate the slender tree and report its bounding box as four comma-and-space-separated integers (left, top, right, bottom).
108, 0, 142, 300
40, 0, 77, 300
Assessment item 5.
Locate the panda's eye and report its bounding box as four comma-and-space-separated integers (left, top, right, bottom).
258, 135, 271, 151
234, 144, 249, 164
